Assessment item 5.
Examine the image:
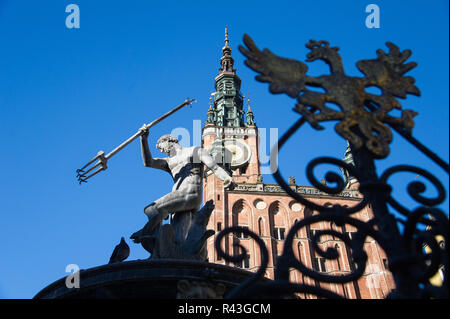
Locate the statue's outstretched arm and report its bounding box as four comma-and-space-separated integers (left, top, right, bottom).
139, 126, 169, 172
198, 147, 234, 188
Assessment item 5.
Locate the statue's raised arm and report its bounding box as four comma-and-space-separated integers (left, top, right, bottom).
139, 125, 170, 172
197, 147, 235, 189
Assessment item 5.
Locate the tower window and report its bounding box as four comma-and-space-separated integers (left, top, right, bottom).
335, 245, 342, 270
293, 219, 299, 238
236, 226, 249, 239
258, 218, 264, 236
273, 227, 285, 240
217, 222, 223, 261
314, 257, 327, 272
236, 254, 250, 269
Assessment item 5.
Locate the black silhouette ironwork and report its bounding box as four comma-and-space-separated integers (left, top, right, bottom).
214, 35, 448, 299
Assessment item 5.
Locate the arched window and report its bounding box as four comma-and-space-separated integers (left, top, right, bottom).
293, 219, 300, 238
258, 217, 264, 236
269, 201, 286, 240
304, 207, 313, 217
335, 244, 342, 271
297, 242, 303, 260
232, 200, 250, 239
313, 256, 327, 273
236, 254, 250, 269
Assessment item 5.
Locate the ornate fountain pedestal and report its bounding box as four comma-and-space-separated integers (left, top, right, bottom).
34, 259, 268, 299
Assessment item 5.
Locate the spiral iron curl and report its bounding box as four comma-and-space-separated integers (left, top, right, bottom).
214, 226, 269, 298
380, 165, 446, 219
271, 118, 369, 214
275, 212, 386, 284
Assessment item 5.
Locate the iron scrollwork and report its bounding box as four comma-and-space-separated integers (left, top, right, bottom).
214, 35, 448, 299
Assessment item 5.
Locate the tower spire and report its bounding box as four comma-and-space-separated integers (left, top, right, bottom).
340, 141, 358, 188
224, 27, 230, 49
206, 27, 244, 127
219, 27, 235, 74
206, 96, 215, 125
246, 98, 256, 126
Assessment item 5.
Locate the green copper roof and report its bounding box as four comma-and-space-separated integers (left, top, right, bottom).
206, 28, 255, 128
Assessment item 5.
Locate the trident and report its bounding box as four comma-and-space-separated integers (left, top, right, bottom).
76, 98, 196, 184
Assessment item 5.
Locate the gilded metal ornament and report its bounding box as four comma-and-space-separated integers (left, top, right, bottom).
239, 35, 420, 158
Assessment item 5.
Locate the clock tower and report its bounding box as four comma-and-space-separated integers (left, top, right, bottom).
202, 28, 261, 186
202, 28, 262, 265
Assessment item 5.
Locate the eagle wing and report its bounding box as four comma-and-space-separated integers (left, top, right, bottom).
239, 34, 308, 98
357, 42, 420, 98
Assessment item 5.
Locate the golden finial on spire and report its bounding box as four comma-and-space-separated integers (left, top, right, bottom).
225, 26, 229, 47
246, 95, 256, 126
247, 93, 253, 113
209, 96, 213, 109
223, 26, 231, 52
219, 27, 234, 74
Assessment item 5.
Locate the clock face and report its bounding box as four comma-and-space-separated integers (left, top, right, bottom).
209, 139, 251, 168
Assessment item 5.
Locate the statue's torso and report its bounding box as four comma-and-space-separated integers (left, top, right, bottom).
166, 146, 203, 192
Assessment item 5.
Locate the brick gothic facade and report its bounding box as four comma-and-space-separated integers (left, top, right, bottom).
202, 29, 395, 299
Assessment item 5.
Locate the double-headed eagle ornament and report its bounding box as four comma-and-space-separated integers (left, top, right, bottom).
239, 35, 420, 158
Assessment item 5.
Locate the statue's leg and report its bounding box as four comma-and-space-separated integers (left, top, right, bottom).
130, 202, 162, 244
152, 190, 201, 245
131, 190, 201, 252
143, 202, 163, 233
172, 211, 193, 245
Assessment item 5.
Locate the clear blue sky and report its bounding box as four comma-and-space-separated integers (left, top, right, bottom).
0, 0, 448, 298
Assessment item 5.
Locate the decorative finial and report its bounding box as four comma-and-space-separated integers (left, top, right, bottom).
289, 176, 296, 185
222, 26, 231, 53
245, 96, 256, 127
225, 26, 230, 48
208, 96, 213, 111
340, 141, 356, 188
206, 96, 215, 124
219, 27, 234, 74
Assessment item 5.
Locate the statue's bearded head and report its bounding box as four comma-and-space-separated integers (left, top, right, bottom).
156, 134, 179, 155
